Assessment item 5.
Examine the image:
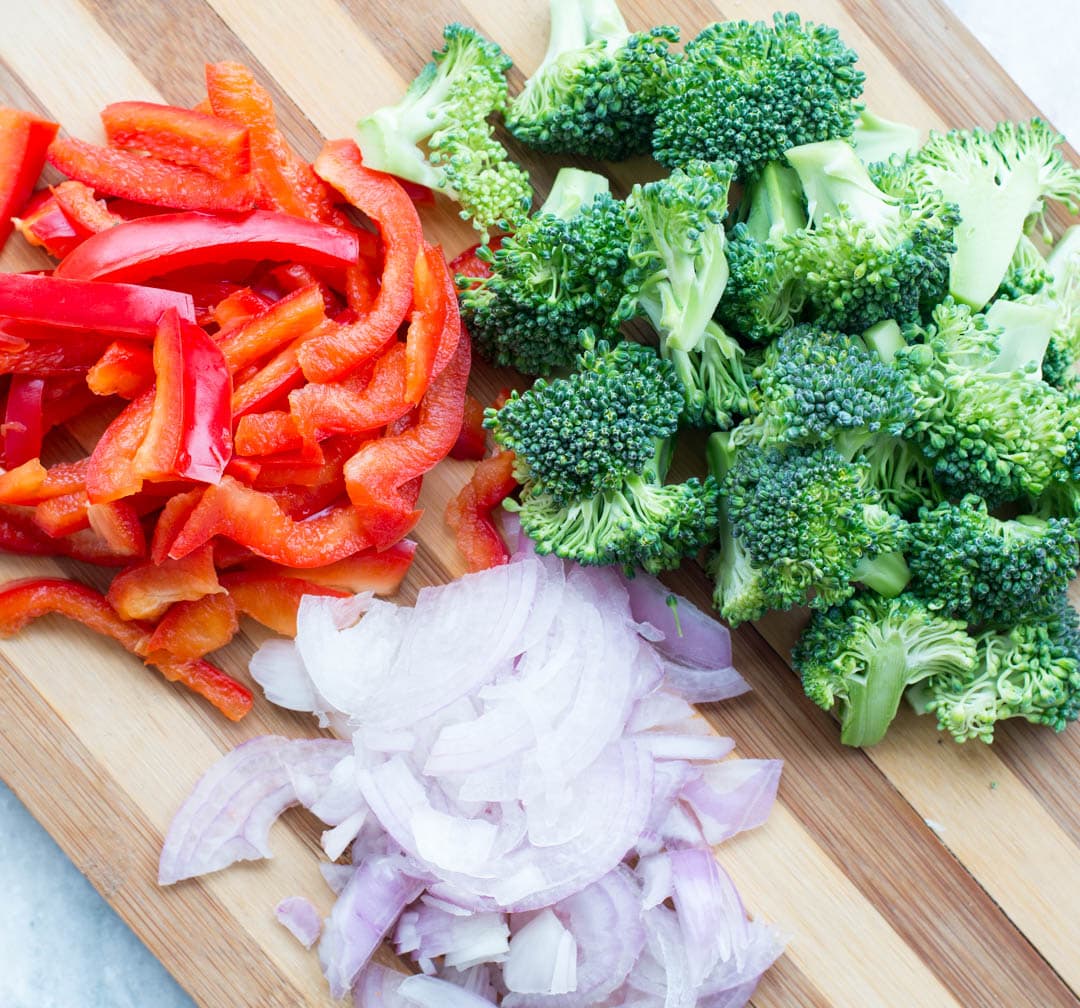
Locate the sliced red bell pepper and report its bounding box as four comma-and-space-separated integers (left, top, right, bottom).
0, 331, 112, 376
33, 489, 89, 537
133, 308, 232, 484
445, 449, 519, 573
14, 190, 85, 258
205, 62, 343, 225
405, 242, 460, 404
148, 488, 204, 565
233, 410, 303, 457
289, 341, 410, 445
47, 136, 255, 213
344, 261, 379, 315
216, 282, 325, 374
107, 543, 223, 622
86, 499, 147, 560
101, 101, 250, 180
0, 506, 130, 567
52, 180, 123, 233
167, 474, 413, 568
3, 374, 46, 467
298, 140, 421, 382
211, 286, 273, 331
220, 570, 348, 636
0, 575, 251, 719
238, 539, 416, 595
248, 434, 363, 489
86, 388, 155, 504
343, 332, 470, 546
146, 591, 239, 660
86, 340, 155, 398
0, 457, 86, 506
0, 108, 60, 249
450, 393, 488, 461
40, 375, 97, 432
56, 209, 360, 285
0, 272, 196, 335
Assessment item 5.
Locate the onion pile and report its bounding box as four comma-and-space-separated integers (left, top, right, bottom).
159, 549, 784, 1005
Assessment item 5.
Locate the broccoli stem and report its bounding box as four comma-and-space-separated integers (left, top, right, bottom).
851, 549, 911, 598
851, 109, 921, 166
540, 166, 611, 220
536, 0, 590, 74
744, 162, 807, 244
1048, 225, 1080, 277
581, 0, 630, 46
839, 630, 910, 746
785, 139, 899, 235
983, 297, 1058, 378
862, 319, 906, 364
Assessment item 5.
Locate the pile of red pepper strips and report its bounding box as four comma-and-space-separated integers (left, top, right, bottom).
0, 62, 518, 721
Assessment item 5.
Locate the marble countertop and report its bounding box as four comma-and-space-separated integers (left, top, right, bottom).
1, 3, 1077, 1006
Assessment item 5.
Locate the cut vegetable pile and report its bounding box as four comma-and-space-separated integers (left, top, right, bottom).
160, 545, 783, 1004
0, 62, 482, 717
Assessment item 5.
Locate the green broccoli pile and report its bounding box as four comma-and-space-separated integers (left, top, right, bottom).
355, 5, 1080, 749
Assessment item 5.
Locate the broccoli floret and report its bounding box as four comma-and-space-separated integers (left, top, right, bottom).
621, 160, 754, 427
908, 495, 1080, 628
910, 603, 1080, 743
487, 341, 719, 573
879, 119, 1080, 309
653, 12, 865, 178
458, 167, 630, 375
505, 0, 678, 160
708, 434, 910, 625
994, 234, 1053, 302
897, 299, 1080, 503
354, 24, 531, 237
732, 325, 935, 513
716, 162, 807, 343
780, 139, 957, 332
850, 108, 921, 167
1039, 227, 1080, 393
793, 591, 978, 747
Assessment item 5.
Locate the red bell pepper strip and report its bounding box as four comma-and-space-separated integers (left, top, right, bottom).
0, 506, 129, 567
3, 374, 46, 467
133, 308, 232, 484
248, 434, 363, 489
33, 489, 89, 537
86, 388, 155, 504
146, 591, 239, 660
107, 543, 223, 622
205, 62, 342, 225
52, 180, 123, 233
405, 242, 460, 404
101, 101, 250, 180
450, 393, 488, 461
47, 136, 256, 213
0, 332, 112, 376
0, 457, 87, 506
344, 262, 379, 315
216, 282, 326, 374
86, 340, 155, 399
343, 332, 471, 548
56, 209, 360, 285
40, 376, 97, 433
148, 488, 204, 565
167, 474, 414, 567
0, 272, 196, 334
14, 191, 85, 258
288, 342, 410, 445
212, 286, 273, 331
0, 575, 251, 719
237, 540, 416, 595
0, 108, 60, 248
87, 499, 147, 560
233, 411, 303, 457
445, 449, 519, 573
298, 140, 421, 382
219, 570, 348, 636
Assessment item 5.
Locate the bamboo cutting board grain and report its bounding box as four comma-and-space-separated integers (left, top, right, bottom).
1, 2, 1079, 1007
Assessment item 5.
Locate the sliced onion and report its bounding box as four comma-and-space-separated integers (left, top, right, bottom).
275, 896, 322, 948
681, 759, 783, 845
399, 973, 501, 1007
395, 904, 510, 971
504, 909, 577, 995
318, 853, 426, 998
249, 638, 320, 712
158, 736, 349, 885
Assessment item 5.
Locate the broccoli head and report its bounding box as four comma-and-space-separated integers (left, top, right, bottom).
652, 12, 865, 178
354, 24, 531, 237
908, 495, 1080, 628
878, 119, 1080, 309
506, 0, 678, 160
621, 160, 754, 426
793, 591, 978, 747
909, 601, 1080, 743
896, 299, 1080, 503
716, 162, 807, 344
780, 139, 958, 332
486, 341, 718, 573
708, 434, 910, 626
458, 167, 631, 375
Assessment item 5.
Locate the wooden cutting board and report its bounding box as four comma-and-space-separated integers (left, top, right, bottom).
1, 2, 1078, 1006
